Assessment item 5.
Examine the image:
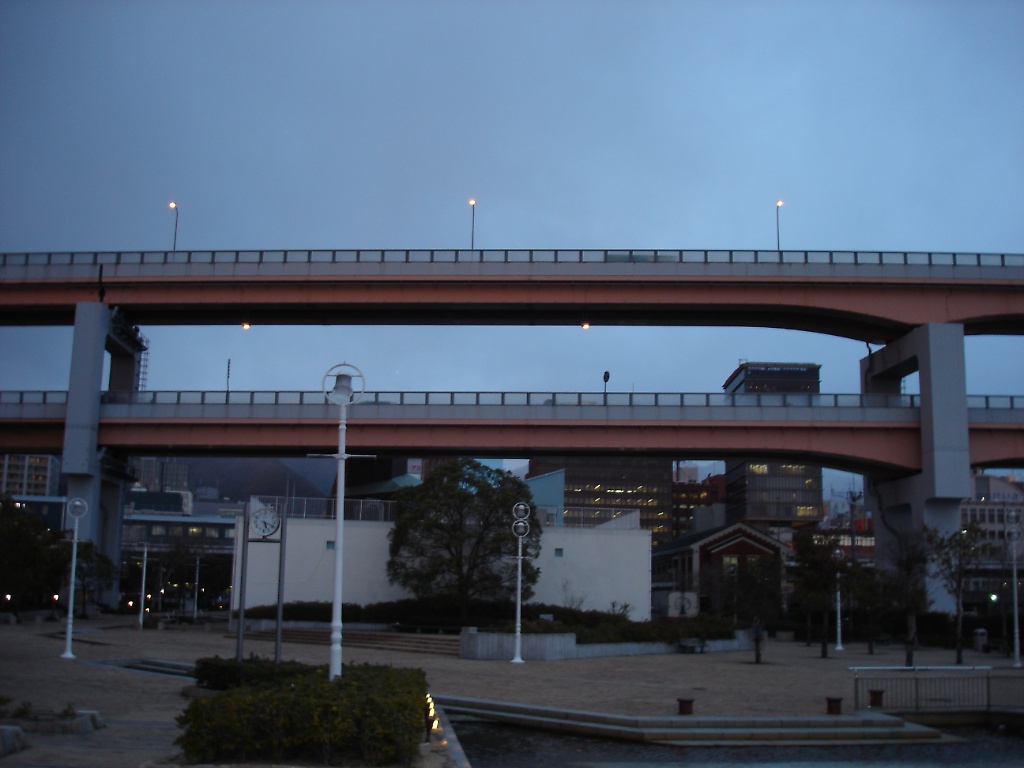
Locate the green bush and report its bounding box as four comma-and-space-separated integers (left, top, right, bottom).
177, 663, 427, 766
193, 655, 319, 691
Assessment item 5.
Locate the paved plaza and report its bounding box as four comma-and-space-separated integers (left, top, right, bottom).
0, 615, 1014, 766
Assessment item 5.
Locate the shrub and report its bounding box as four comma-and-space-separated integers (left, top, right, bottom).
177, 663, 427, 766
193, 655, 318, 691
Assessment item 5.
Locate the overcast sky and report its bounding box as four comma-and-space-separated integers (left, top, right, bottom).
1, 0, 1022, 401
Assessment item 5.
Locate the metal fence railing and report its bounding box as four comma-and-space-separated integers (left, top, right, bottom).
253, 495, 397, 523
3, 249, 1023, 268
851, 666, 1024, 711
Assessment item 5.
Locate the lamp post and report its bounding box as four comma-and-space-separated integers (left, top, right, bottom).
137, 542, 148, 630
833, 547, 844, 651
323, 363, 365, 679
511, 502, 531, 664
1008, 510, 1021, 668
193, 556, 201, 622
468, 198, 476, 250
775, 199, 783, 252
169, 201, 179, 251
60, 497, 88, 660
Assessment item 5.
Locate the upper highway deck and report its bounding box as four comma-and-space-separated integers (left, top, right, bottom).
2, 249, 1023, 341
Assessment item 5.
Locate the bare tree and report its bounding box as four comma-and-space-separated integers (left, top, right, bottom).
792, 530, 841, 659
883, 530, 930, 667
925, 522, 988, 664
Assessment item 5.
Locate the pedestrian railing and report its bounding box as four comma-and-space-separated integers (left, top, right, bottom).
851, 666, 1024, 711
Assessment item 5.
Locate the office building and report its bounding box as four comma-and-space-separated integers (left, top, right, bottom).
722, 363, 824, 532
1, 454, 61, 497
527, 455, 673, 547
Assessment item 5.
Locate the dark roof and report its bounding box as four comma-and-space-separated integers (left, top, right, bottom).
654, 521, 788, 558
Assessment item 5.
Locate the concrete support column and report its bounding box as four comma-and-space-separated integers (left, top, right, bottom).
861, 324, 970, 611
62, 303, 109, 545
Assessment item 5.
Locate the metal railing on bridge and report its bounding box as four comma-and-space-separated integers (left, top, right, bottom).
95, 389, 929, 408
4, 389, 1024, 411
3, 248, 1022, 268
851, 666, 1024, 711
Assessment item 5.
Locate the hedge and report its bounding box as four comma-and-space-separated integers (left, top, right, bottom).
177, 662, 427, 766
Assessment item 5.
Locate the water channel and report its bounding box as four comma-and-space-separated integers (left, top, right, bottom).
454, 722, 1024, 768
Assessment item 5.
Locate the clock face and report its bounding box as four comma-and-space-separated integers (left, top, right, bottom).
251, 508, 280, 537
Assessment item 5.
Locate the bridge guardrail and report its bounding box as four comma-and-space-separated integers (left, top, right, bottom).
3, 390, 1022, 411
93, 390, 931, 408
2, 249, 1023, 268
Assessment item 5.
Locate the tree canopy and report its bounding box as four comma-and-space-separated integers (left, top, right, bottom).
0, 494, 66, 612
386, 459, 540, 621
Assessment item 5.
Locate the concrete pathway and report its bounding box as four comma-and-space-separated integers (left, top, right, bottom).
0, 616, 1014, 766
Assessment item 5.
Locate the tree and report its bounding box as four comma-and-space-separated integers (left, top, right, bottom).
66, 540, 116, 616
882, 528, 930, 667
792, 530, 842, 659
387, 459, 540, 622
0, 494, 65, 613
925, 522, 988, 664
732, 555, 782, 664
845, 561, 889, 655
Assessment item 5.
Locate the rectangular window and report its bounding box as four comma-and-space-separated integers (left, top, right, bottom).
326, 541, 335, 550
554, 548, 564, 558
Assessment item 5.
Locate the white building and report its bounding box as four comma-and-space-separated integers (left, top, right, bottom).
233, 498, 651, 620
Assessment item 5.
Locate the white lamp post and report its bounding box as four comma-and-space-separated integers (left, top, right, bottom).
137, 542, 148, 630
833, 547, 844, 651
60, 497, 88, 660
468, 198, 476, 250
1008, 510, 1021, 669
511, 502, 531, 664
323, 363, 365, 679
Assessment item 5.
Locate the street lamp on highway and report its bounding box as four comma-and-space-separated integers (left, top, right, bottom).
775, 199, 784, 252
169, 201, 179, 251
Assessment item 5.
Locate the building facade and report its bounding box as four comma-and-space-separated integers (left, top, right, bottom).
722, 363, 824, 532
526, 455, 673, 547
234, 497, 652, 619
2, 454, 61, 496
959, 473, 1023, 615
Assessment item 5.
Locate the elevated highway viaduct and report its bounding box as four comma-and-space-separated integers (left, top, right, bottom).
1, 248, 1022, 586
